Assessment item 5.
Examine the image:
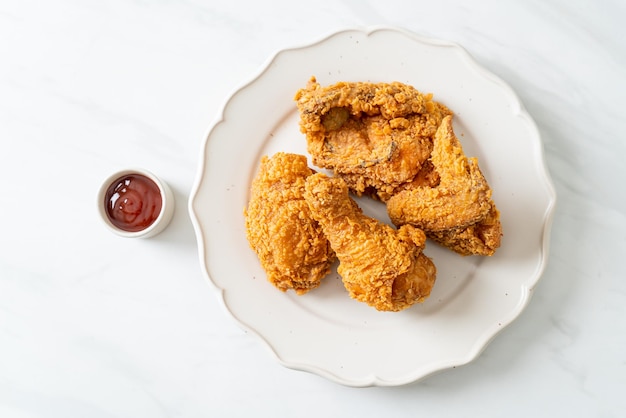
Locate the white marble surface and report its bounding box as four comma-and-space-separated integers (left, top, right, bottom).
1, 0, 624, 416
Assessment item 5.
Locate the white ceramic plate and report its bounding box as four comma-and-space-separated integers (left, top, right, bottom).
189, 27, 556, 387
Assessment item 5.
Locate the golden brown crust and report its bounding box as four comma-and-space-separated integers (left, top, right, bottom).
247, 78, 504, 310
428, 202, 502, 256
244, 153, 335, 294
387, 116, 502, 255
295, 77, 502, 257
387, 116, 492, 231
303, 173, 436, 311
295, 77, 452, 201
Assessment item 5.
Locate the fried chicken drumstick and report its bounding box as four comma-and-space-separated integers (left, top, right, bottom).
304, 173, 436, 312
244, 153, 335, 294
295, 77, 452, 201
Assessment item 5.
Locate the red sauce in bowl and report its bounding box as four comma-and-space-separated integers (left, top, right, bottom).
104, 174, 162, 232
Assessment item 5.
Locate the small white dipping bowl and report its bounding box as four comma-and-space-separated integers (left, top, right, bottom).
97, 168, 175, 238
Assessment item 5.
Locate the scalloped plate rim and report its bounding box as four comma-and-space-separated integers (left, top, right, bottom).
188, 26, 557, 387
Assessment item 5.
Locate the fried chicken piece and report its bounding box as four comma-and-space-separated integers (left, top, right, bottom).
387, 116, 502, 256
295, 77, 452, 201
304, 173, 436, 312
244, 153, 335, 294
428, 202, 501, 256
387, 116, 492, 230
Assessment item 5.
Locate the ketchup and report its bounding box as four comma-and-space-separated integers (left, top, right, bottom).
104, 174, 162, 232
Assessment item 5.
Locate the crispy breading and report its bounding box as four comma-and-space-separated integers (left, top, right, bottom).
295, 77, 452, 201
428, 201, 502, 256
387, 116, 502, 255
244, 153, 335, 294
304, 173, 436, 311
247, 78, 503, 310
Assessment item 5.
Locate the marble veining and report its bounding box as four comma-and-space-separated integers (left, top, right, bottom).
1, 0, 625, 416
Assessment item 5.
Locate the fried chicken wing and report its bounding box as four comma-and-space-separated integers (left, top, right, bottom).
428, 201, 501, 256
244, 153, 335, 294
304, 173, 436, 312
295, 77, 452, 201
387, 116, 502, 256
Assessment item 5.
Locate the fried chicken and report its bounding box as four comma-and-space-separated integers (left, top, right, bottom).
304, 173, 436, 312
387, 116, 502, 256
428, 201, 501, 256
244, 153, 335, 294
295, 77, 452, 201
